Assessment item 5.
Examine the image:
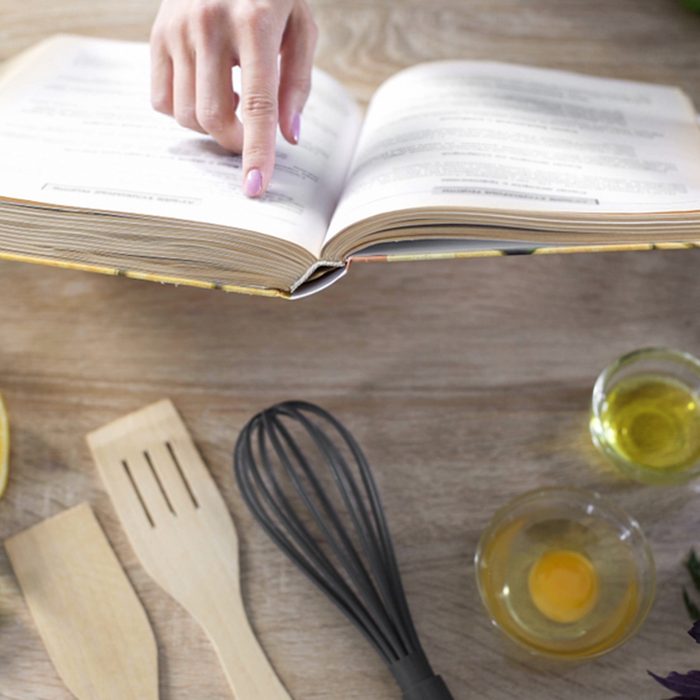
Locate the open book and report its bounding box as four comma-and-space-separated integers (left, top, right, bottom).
1, 35, 699, 299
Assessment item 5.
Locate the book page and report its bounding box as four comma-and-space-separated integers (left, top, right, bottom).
0, 35, 361, 256
325, 61, 700, 243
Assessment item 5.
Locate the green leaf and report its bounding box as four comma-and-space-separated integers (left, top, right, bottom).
686, 549, 700, 593
683, 588, 700, 621
682, 0, 700, 14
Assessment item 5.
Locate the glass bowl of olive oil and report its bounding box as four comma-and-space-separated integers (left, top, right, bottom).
475, 488, 655, 660
590, 348, 700, 484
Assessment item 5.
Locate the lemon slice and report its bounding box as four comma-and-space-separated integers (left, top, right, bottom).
0, 393, 9, 499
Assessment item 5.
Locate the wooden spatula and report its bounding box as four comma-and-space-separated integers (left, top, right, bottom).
5, 503, 158, 700
87, 399, 290, 700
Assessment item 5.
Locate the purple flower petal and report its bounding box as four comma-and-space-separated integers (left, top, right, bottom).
689, 620, 700, 644
648, 670, 700, 697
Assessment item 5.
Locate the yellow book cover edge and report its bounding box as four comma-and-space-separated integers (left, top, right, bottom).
1, 242, 698, 300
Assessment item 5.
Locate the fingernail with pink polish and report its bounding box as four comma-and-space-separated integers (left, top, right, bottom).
244, 168, 263, 197
292, 112, 301, 144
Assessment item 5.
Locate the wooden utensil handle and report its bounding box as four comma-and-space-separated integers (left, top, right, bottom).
202, 592, 291, 700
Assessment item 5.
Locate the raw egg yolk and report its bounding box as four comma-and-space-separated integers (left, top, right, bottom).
528, 549, 599, 623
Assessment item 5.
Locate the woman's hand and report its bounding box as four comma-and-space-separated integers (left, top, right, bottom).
150, 0, 318, 197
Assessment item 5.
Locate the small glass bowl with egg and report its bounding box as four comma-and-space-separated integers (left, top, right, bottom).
590, 347, 700, 485
474, 487, 655, 660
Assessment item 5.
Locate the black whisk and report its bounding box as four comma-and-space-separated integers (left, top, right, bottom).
234, 400, 454, 700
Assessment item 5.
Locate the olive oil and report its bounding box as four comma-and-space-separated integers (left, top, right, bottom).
600, 374, 700, 472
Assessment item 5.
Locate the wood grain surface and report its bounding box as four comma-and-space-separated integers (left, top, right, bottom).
87, 400, 291, 700
5, 504, 159, 700
1, 1, 700, 699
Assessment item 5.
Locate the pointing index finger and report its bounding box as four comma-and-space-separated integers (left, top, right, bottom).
238, 9, 282, 197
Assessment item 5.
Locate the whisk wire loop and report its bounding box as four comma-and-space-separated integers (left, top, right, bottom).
279, 407, 414, 656
234, 401, 454, 700
240, 411, 398, 660
286, 402, 423, 656
263, 409, 404, 658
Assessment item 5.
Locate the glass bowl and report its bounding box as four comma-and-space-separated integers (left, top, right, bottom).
474, 488, 655, 660
590, 347, 700, 485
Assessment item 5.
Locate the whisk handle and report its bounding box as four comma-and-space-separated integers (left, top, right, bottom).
391, 651, 454, 700
403, 674, 454, 700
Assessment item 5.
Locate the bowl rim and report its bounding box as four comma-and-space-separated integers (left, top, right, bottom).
590, 346, 700, 484
474, 486, 656, 660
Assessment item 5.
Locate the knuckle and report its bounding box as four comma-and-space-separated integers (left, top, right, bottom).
193, 1, 227, 35
169, 16, 191, 43
237, 3, 274, 32
217, 132, 243, 153
175, 107, 199, 130
149, 24, 167, 48
153, 14, 189, 45
197, 106, 227, 133
150, 24, 186, 50
242, 91, 277, 119
151, 91, 172, 114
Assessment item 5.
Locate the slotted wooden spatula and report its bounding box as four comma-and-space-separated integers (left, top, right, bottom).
87, 399, 290, 700
5, 503, 158, 700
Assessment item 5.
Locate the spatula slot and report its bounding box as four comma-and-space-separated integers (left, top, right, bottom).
166, 441, 199, 509
144, 450, 176, 516
88, 400, 291, 700
122, 459, 155, 529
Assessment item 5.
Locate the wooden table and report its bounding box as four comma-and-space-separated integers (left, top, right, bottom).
1, 1, 700, 698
